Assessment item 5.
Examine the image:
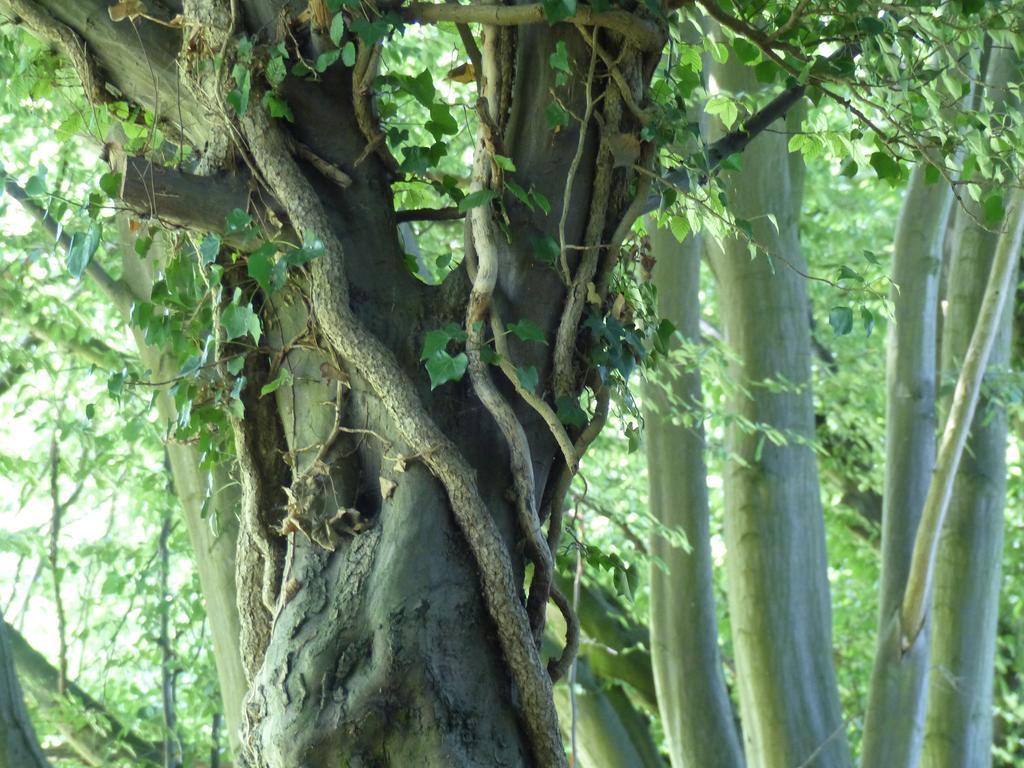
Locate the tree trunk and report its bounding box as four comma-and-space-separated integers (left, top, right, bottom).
859, 163, 952, 766
0, 2, 663, 764
644, 224, 744, 768
923, 48, 1020, 758
706, 56, 849, 768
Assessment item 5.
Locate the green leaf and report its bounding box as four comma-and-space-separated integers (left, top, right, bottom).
341, 41, 356, 68
869, 151, 900, 181
260, 368, 293, 396
421, 323, 468, 360
330, 12, 346, 46
532, 191, 552, 216
836, 265, 863, 283
861, 306, 875, 337
544, 101, 570, 130
983, 192, 1004, 226
506, 320, 546, 344
266, 54, 288, 87
425, 351, 468, 389
960, 0, 984, 14
494, 154, 517, 172
829, 306, 853, 337
25, 172, 47, 198
285, 234, 325, 267
556, 395, 588, 428
315, 49, 341, 72
549, 41, 571, 73
200, 234, 221, 265
457, 189, 497, 213
704, 94, 739, 130
263, 92, 294, 122
67, 223, 102, 279
542, 0, 577, 24
531, 235, 560, 266
99, 171, 122, 199
516, 365, 539, 392
247, 242, 277, 293
505, 180, 533, 210
226, 209, 252, 233
222, 303, 261, 342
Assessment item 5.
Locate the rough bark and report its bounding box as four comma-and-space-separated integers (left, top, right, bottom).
859, 163, 952, 766
923, 48, 1020, 758
0, 608, 50, 768
706, 56, 849, 768
644, 224, 744, 768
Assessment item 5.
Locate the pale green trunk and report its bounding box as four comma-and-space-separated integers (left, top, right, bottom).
923, 139, 1019, 764
860, 163, 952, 766
707, 57, 849, 768
118, 224, 247, 754
645, 224, 744, 768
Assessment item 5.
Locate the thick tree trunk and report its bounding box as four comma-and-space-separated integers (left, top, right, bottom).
923, 52, 1019, 755
859, 163, 952, 766
706, 57, 849, 768
644, 224, 744, 768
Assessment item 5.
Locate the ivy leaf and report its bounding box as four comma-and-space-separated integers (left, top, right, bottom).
556, 395, 588, 428
545, 101, 570, 130
67, 223, 102, 279
247, 242, 277, 293
457, 189, 497, 213
517, 365, 539, 392
542, 0, 577, 24
226, 209, 252, 234
506, 320, 546, 344
421, 323, 467, 360
222, 302, 261, 342
829, 306, 853, 337
493, 154, 516, 172
200, 234, 221, 265
284, 234, 324, 267
425, 351, 468, 389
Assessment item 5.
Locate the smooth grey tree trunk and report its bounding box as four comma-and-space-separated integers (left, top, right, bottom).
644, 223, 744, 768
922, 198, 1013, 768
118, 222, 248, 754
706, 56, 849, 768
859, 163, 952, 766
923, 49, 1019, 756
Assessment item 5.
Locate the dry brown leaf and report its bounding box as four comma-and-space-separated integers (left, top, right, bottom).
109, 0, 146, 22
379, 477, 397, 500
446, 62, 476, 84
393, 456, 407, 474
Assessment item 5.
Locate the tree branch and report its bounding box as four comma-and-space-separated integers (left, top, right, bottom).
4, 620, 163, 767
1, 171, 134, 314
400, 2, 665, 50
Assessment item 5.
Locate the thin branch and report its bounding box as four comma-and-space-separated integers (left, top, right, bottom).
47, 433, 68, 697
2, 171, 134, 313
395, 206, 463, 223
